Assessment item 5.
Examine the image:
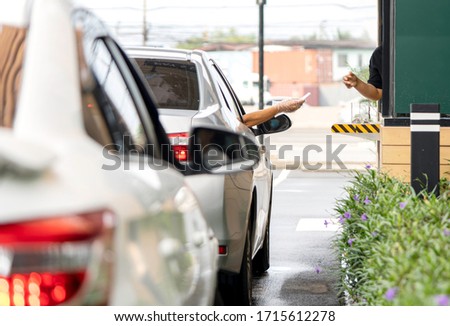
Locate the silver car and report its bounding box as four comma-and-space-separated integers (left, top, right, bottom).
127, 47, 292, 305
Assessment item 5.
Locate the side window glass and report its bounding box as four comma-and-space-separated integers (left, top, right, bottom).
81, 91, 115, 150
210, 65, 243, 120
134, 58, 200, 111
74, 27, 114, 150
89, 40, 147, 153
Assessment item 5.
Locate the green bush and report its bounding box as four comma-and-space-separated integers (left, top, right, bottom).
333, 168, 450, 305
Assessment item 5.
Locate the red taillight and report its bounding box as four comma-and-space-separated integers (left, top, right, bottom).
218, 245, 228, 255
0, 211, 115, 306
168, 132, 189, 162
172, 145, 188, 161
0, 215, 103, 243
0, 272, 84, 306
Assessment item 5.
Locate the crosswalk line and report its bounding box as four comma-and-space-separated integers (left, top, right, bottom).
295, 217, 340, 232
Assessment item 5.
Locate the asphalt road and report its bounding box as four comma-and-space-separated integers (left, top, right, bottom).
252, 169, 353, 306
247, 105, 373, 305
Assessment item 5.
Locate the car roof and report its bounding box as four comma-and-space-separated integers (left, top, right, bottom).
126, 46, 209, 62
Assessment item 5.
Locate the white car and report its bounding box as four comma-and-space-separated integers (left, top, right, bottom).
0, 0, 259, 306
127, 47, 293, 305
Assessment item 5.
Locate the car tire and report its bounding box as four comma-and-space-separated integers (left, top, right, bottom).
253, 217, 270, 275
213, 285, 224, 306
253, 187, 272, 275
237, 224, 253, 305
220, 224, 253, 306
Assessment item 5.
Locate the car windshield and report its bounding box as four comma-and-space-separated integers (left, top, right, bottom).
134, 58, 200, 111
0, 25, 26, 128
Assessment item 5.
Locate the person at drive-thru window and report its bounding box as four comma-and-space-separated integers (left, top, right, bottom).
342, 45, 382, 101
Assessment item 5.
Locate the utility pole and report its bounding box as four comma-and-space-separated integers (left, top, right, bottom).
257, 0, 266, 112
143, 0, 147, 46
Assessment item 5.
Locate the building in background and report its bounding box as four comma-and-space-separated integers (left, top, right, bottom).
204, 40, 376, 107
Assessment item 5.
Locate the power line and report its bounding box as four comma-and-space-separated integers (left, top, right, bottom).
88, 3, 375, 12
108, 18, 376, 27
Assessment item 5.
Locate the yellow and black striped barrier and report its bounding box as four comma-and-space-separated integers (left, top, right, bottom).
331, 123, 380, 134
331, 123, 380, 141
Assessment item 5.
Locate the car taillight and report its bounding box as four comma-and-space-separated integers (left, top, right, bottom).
168, 132, 189, 162
218, 245, 228, 255
0, 210, 115, 306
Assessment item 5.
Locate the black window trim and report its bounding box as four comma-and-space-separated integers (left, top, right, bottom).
101, 36, 162, 159
210, 59, 246, 121
73, 8, 172, 162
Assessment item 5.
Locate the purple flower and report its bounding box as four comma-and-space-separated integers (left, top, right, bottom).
371, 231, 378, 237
399, 202, 407, 209
344, 212, 351, 219
361, 213, 368, 221
385, 288, 397, 301
353, 195, 360, 202
444, 229, 450, 237
347, 238, 355, 246
365, 164, 372, 169
315, 266, 322, 274
363, 196, 371, 205
338, 216, 345, 224
435, 295, 449, 306
324, 220, 329, 228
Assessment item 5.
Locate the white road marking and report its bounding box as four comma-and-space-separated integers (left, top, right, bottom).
273, 169, 290, 188
295, 218, 341, 232
269, 266, 293, 272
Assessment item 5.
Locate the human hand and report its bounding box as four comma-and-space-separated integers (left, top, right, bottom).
342, 72, 359, 89
274, 98, 305, 113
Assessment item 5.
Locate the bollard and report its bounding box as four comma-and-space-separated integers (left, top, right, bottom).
410, 103, 440, 195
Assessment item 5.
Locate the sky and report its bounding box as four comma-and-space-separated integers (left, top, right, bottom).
79, 0, 378, 47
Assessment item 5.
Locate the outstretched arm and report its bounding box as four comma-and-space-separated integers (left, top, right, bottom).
343, 71, 382, 101
242, 98, 305, 128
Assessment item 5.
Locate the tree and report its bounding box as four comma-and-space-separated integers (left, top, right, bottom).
176, 28, 256, 49
336, 28, 353, 40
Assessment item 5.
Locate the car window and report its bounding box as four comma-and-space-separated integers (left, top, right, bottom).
72, 8, 164, 160
80, 39, 149, 154
212, 61, 248, 115
134, 58, 200, 111
0, 25, 26, 128
209, 63, 244, 120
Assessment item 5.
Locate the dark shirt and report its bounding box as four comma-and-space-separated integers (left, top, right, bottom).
367, 45, 382, 89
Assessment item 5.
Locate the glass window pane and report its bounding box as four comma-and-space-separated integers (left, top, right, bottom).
90, 41, 147, 152
134, 58, 200, 111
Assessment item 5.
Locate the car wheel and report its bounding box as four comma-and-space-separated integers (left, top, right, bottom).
220, 224, 253, 306
253, 188, 272, 275
237, 224, 253, 305
213, 285, 224, 306
253, 217, 270, 275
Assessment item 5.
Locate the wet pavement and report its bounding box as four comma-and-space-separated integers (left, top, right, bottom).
252, 170, 353, 306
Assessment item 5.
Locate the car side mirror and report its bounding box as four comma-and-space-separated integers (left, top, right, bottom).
186, 126, 260, 174
255, 114, 292, 135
